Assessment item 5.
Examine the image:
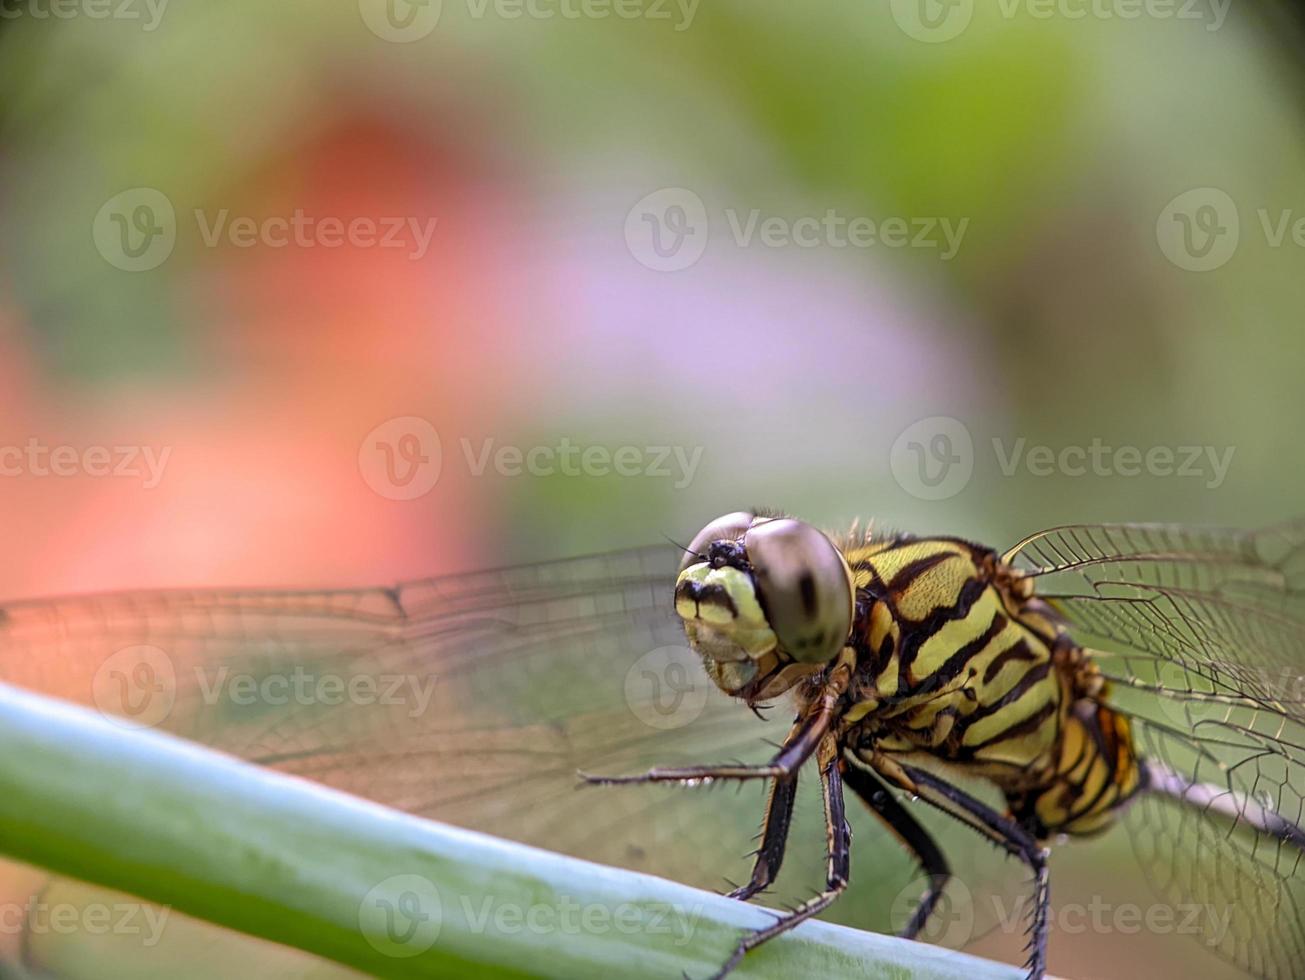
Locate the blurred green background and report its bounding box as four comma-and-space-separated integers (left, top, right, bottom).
1, 2, 1303, 978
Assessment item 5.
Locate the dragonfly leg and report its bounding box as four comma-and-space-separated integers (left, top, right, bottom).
578, 714, 819, 784
581, 666, 848, 786
883, 759, 1050, 980
724, 771, 799, 901
841, 759, 950, 940
704, 734, 850, 980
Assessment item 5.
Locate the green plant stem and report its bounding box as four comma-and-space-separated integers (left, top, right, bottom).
0, 682, 1023, 979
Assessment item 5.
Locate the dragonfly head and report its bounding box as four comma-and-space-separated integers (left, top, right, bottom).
674, 512, 855, 703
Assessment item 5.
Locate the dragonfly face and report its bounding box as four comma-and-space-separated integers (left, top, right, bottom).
674, 512, 855, 702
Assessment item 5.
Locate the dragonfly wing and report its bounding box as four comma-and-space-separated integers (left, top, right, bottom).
0, 547, 803, 892
1005, 520, 1305, 705
1124, 713, 1305, 980
1006, 521, 1305, 980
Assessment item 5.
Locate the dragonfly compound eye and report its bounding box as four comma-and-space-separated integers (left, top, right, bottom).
744, 518, 855, 664
678, 511, 755, 573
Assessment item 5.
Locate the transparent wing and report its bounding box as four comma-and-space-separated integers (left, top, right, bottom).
0, 545, 796, 890
1005, 521, 1305, 980
1004, 521, 1305, 704
1125, 714, 1305, 980
0, 543, 1030, 963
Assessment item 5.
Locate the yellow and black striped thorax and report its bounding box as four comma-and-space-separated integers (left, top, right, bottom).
836, 533, 1143, 836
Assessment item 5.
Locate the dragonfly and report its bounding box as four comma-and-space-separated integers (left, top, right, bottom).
0, 511, 1301, 979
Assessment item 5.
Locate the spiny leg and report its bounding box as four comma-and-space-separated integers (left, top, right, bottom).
705, 734, 851, 980
579, 707, 823, 785
726, 771, 799, 902
841, 759, 950, 941
879, 758, 1050, 980
581, 667, 848, 787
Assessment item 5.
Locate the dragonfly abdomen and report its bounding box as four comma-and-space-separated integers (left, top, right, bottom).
1007, 700, 1145, 837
